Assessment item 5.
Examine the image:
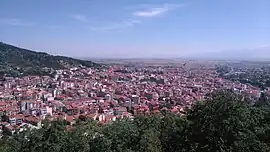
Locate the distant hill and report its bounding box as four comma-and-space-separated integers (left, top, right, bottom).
0, 42, 102, 77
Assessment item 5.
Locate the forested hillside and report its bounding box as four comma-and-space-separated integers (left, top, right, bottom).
0, 42, 101, 77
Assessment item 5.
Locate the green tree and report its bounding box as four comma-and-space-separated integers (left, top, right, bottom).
186, 90, 270, 152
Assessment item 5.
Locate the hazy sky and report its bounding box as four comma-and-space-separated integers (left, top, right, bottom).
0, 0, 269, 58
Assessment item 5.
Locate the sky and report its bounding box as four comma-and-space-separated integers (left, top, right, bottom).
0, 0, 269, 58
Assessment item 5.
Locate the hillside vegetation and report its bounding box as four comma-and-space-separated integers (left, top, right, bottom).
1, 91, 270, 152
0, 42, 101, 77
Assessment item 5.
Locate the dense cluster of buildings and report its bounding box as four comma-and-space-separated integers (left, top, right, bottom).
0, 63, 261, 135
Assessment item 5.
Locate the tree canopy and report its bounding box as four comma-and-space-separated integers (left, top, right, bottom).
1, 91, 270, 152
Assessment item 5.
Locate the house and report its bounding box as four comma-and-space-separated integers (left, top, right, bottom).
15, 114, 24, 124
97, 114, 105, 122
9, 117, 16, 125
24, 116, 42, 128
64, 105, 79, 116
131, 95, 140, 104
3, 125, 20, 135
65, 116, 76, 126
86, 113, 98, 120
113, 107, 127, 115
105, 115, 116, 122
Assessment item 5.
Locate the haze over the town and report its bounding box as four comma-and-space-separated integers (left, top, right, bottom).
0, 0, 269, 59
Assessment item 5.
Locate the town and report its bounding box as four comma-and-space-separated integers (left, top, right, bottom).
0, 61, 264, 136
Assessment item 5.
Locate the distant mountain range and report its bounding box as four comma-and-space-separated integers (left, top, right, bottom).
184, 46, 270, 61
0, 42, 101, 77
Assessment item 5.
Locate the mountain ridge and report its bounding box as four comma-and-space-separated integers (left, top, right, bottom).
0, 42, 102, 77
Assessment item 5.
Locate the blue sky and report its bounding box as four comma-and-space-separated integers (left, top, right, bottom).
0, 0, 269, 58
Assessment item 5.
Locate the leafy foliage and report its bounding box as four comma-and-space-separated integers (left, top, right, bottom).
1, 91, 270, 152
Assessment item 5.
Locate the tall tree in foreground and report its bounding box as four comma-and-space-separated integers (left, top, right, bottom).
187, 90, 270, 152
